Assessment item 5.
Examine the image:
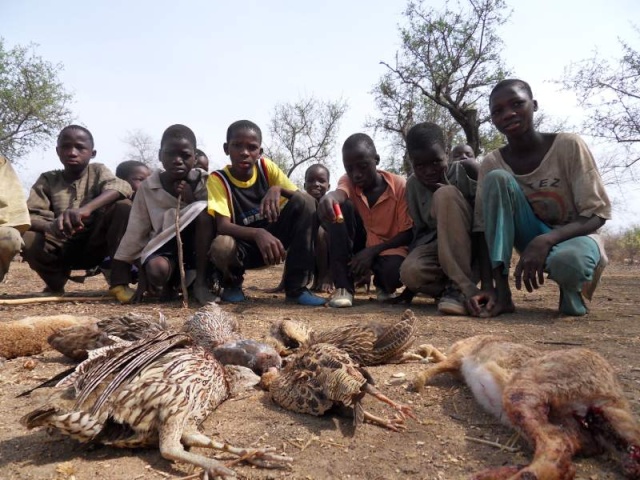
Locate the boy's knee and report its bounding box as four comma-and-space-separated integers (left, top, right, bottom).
20, 230, 45, 260
484, 169, 514, 185
287, 191, 316, 215
209, 235, 237, 265
0, 227, 22, 255
399, 260, 421, 291
547, 242, 598, 286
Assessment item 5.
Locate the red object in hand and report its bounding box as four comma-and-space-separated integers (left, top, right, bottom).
333, 203, 344, 223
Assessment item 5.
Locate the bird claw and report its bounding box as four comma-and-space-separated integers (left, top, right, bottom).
224, 446, 293, 469
386, 414, 407, 432
395, 403, 417, 421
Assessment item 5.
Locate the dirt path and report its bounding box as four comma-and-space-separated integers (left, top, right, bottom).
1, 262, 638, 479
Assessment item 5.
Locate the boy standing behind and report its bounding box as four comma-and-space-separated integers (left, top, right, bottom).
318, 133, 413, 308
399, 123, 483, 315
22, 125, 132, 294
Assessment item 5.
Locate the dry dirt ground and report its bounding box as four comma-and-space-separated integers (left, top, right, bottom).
0, 261, 638, 480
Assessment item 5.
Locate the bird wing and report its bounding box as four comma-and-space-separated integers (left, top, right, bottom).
72, 332, 190, 412
97, 312, 169, 341
311, 325, 376, 364
369, 309, 417, 364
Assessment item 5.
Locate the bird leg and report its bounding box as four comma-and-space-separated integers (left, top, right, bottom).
362, 409, 406, 432
411, 347, 460, 392
363, 384, 416, 420
180, 431, 293, 470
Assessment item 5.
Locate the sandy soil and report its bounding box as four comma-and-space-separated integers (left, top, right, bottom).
0, 261, 638, 480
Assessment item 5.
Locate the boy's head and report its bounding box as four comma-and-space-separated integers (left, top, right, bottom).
303, 164, 330, 200
224, 120, 263, 182
342, 133, 379, 191
406, 122, 448, 188
489, 79, 538, 137
195, 149, 209, 171
115, 160, 151, 193
450, 144, 475, 162
159, 124, 197, 181
56, 125, 96, 176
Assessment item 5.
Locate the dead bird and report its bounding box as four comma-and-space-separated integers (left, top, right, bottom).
22, 304, 292, 479
270, 309, 418, 365
260, 342, 416, 432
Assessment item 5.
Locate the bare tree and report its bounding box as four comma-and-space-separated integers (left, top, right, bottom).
366, 72, 461, 173
0, 39, 73, 162
380, 0, 510, 155
266, 96, 348, 178
561, 28, 640, 170
123, 129, 157, 166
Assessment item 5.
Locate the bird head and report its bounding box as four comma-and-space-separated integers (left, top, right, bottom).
182, 304, 238, 348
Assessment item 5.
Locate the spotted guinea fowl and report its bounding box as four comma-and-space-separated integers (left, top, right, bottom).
21, 304, 292, 479
260, 341, 416, 432
269, 308, 418, 365
412, 335, 640, 480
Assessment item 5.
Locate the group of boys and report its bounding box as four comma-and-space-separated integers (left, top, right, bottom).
0, 111, 609, 317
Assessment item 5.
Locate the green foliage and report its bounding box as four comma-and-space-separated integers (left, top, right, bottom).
603, 225, 640, 264
0, 39, 73, 162
379, 0, 510, 160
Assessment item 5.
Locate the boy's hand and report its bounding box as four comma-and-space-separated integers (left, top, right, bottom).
52, 207, 91, 237
349, 247, 376, 277
174, 180, 195, 204
515, 234, 552, 292
465, 290, 496, 317
318, 196, 337, 223
260, 186, 282, 223
254, 229, 286, 265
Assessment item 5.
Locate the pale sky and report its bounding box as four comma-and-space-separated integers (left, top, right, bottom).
2, 0, 639, 229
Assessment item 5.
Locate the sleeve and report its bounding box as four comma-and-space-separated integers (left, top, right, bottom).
565, 135, 612, 220
95, 164, 132, 198
206, 173, 232, 218
113, 186, 153, 262
264, 158, 298, 191
336, 174, 352, 197
26, 174, 55, 222
394, 176, 414, 232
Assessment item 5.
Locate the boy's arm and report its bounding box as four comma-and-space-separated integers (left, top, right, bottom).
459, 158, 479, 181
27, 175, 55, 233
58, 189, 122, 236
350, 228, 413, 278
318, 190, 348, 223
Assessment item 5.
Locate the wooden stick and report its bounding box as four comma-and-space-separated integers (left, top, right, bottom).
0, 296, 113, 305
175, 193, 189, 309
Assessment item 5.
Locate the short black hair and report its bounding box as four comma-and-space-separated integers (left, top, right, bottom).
115, 160, 149, 180
342, 133, 377, 155
226, 120, 262, 143
58, 125, 94, 148
304, 163, 330, 181
406, 122, 446, 151
160, 124, 196, 149
490, 79, 533, 101
195, 148, 208, 158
